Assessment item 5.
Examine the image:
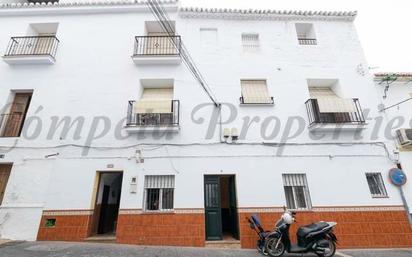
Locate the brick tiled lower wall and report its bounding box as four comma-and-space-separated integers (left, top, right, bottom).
36, 208, 412, 249
37, 214, 93, 241
116, 212, 205, 247
239, 210, 412, 249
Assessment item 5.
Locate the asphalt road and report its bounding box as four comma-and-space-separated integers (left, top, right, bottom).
0, 241, 411, 257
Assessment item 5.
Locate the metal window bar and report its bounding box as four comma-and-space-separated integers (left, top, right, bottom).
242, 33, 259, 49
305, 98, 365, 126
144, 175, 175, 211
133, 35, 181, 56
366, 173, 388, 197
298, 38, 317, 45
4, 36, 60, 58
282, 174, 312, 210
126, 100, 179, 126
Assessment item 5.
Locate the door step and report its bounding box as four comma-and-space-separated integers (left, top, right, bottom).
205, 240, 241, 249
84, 235, 116, 244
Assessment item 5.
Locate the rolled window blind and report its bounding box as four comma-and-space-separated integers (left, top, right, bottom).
241, 80, 272, 104
309, 87, 355, 113
134, 88, 173, 114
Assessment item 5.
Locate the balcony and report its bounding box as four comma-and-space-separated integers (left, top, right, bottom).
298, 38, 317, 45
125, 100, 180, 133
2, 36, 59, 65
305, 98, 367, 132
131, 36, 182, 65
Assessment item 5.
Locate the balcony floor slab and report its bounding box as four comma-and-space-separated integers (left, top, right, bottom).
124, 125, 180, 133
132, 55, 181, 65
308, 123, 368, 132
2, 55, 56, 65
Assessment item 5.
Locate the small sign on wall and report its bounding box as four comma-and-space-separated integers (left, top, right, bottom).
130, 176, 137, 193
107, 164, 114, 169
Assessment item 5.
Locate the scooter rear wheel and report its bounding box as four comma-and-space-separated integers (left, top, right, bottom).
265, 237, 285, 257
316, 240, 336, 257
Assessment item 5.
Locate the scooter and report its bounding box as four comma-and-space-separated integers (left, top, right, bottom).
247, 214, 271, 255
264, 210, 338, 257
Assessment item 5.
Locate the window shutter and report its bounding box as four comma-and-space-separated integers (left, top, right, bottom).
282, 174, 312, 210
309, 87, 355, 113
145, 175, 175, 189
282, 174, 307, 187
241, 80, 272, 104
134, 88, 173, 114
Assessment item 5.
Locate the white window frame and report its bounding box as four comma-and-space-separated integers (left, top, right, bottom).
366, 173, 388, 198
282, 173, 312, 210
143, 175, 175, 212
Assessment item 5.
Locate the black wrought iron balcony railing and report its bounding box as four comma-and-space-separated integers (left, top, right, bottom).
133, 36, 181, 56
305, 98, 365, 126
298, 38, 317, 45
239, 96, 274, 105
4, 36, 60, 58
126, 100, 180, 127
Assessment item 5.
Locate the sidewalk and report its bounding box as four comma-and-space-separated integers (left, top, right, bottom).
0, 239, 11, 245
0, 241, 411, 257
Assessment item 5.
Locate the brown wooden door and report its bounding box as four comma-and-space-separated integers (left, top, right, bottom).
3, 93, 32, 137
0, 164, 12, 205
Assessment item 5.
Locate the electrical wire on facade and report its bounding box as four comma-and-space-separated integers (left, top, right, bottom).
0, 140, 397, 163
146, 0, 220, 107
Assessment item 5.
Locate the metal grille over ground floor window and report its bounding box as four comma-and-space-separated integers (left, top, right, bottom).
366, 173, 388, 198
144, 175, 175, 211
282, 173, 312, 210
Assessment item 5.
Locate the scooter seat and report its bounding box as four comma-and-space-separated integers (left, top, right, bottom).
297, 222, 329, 238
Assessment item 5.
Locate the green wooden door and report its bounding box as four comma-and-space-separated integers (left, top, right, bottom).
229, 176, 239, 239
204, 175, 222, 240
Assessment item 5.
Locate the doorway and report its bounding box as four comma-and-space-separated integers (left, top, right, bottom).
204, 175, 239, 241
92, 172, 123, 236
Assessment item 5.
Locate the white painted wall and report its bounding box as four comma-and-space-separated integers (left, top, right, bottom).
0, 2, 405, 240
374, 77, 412, 214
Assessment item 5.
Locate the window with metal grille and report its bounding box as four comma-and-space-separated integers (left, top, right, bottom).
366, 173, 388, 198
241, 33, 259, 50
144, 175, 175, 211
282, 174, 312, 210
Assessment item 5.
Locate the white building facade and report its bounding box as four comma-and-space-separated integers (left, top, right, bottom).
0, 0, 411, 249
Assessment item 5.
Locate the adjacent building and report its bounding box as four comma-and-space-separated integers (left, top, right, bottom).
0, 0, 411, 249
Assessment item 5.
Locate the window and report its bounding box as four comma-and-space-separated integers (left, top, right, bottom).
0, 92, 32, 137
0, 164, 12, 205
282, 174, 312, 210
366, 173, 388, 198
144, 175, 175, 211
143, 21, 178, 55
45, 219, 56, 228
295, 23, 317, 45
132, 79, 174, 126
242, 33, 259, 50
240, 80, 273, 104
200, 28, 218, 47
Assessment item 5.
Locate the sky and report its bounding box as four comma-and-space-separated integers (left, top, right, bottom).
181, 0, 411, 73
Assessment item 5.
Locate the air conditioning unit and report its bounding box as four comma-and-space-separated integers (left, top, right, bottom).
396, 129, 412, 146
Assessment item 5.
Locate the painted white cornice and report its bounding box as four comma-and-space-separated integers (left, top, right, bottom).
0, 0, 178, 16
179, 7, 357, 22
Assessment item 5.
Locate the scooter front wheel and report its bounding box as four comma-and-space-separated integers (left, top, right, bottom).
264, 237, 285, 257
